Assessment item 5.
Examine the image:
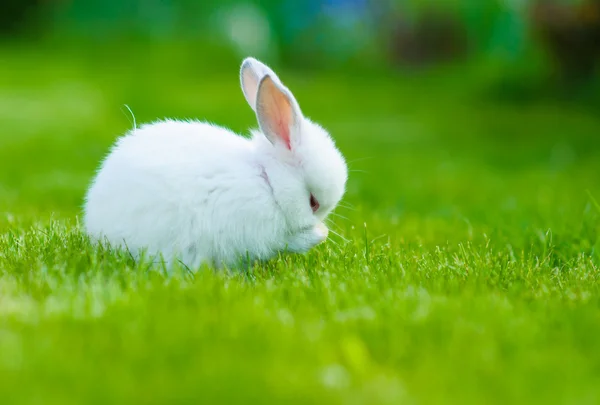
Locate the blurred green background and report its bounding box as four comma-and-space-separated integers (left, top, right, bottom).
5, 0, 600, 84
2, 1, 600, 405
1, 0, 599, 218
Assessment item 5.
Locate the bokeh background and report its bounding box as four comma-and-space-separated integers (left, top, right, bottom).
5, 0, 600, 82
2, 0, 600, 220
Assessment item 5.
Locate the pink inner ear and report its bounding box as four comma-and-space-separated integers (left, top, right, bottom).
261, 77, 294, 150
275, 116, 291, 149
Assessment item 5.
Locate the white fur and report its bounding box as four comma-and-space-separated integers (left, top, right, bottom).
83, 58, 348, 269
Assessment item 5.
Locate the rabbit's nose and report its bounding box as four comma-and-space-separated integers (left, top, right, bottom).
315, 222, 329, 243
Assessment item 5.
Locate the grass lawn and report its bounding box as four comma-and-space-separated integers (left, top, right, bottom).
1, 44, 599, 405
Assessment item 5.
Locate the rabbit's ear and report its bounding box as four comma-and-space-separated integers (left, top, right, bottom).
256, 75, 302, 151
240, 57, 280, 111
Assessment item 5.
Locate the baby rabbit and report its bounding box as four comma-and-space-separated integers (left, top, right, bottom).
83, 58, 348, 269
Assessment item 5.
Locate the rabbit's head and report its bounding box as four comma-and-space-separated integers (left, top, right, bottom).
240, 58, 348, 231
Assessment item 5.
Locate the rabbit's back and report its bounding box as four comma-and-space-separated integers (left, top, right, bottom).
84, 120, 286, 267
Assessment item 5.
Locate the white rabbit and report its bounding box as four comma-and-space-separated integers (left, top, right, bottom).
83, 57, 348, 269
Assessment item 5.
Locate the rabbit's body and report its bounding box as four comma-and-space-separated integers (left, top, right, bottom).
86, 120, 287, 267
84, 58, 347, 269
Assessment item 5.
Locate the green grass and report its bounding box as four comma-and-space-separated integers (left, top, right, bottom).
1, 43, 600, 405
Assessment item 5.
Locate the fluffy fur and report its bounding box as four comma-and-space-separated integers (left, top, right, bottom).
83, 57, 348, 269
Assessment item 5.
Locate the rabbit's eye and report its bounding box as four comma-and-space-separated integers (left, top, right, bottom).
310, 194, 320, 213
